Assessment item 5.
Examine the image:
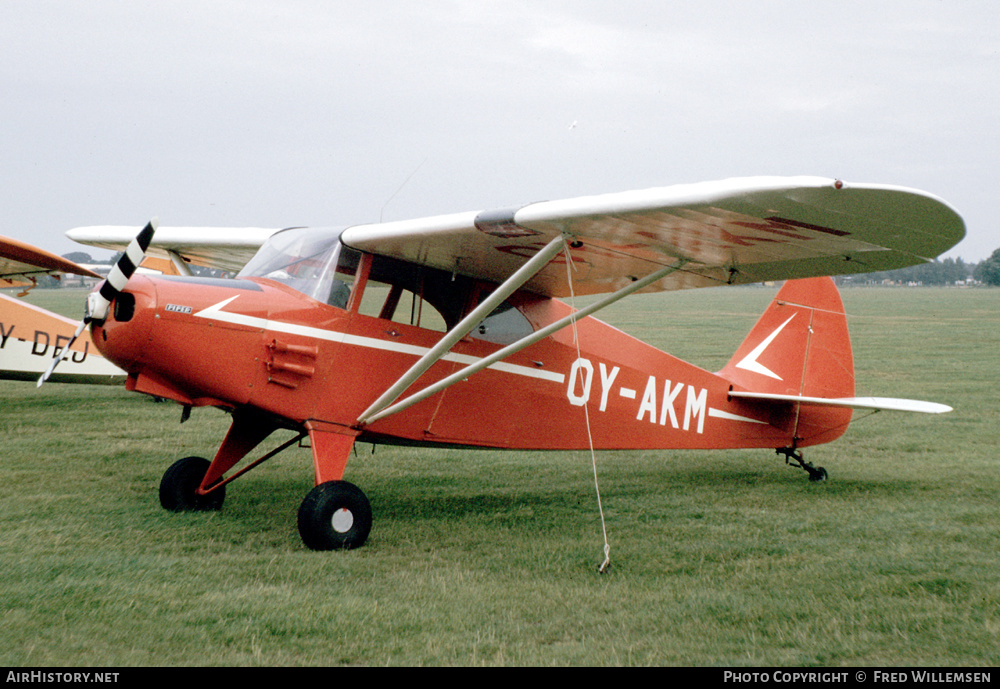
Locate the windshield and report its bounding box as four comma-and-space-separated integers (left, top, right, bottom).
237, 227, 356, 305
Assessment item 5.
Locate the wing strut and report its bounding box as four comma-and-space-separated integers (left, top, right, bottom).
355, 235, 568, 425
358, 256, 689, 426
167, 250, 194, 276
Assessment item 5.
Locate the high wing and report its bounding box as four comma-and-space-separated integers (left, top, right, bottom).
64, 178, 964, 293
340, 176, 965, 297
1, 235, 101, 286
65, 226, 283, 274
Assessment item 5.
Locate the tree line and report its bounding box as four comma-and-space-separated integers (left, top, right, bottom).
845, 250, 1000, 287
844, 256, 973, 286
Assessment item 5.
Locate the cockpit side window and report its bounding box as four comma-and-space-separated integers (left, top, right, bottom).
355, 254, 463, 332
327, 247, 360, 309
357, 281, 447, 331
351, 254, 535, 343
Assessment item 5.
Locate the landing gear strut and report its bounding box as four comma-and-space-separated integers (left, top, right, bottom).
777, 447, 828, 482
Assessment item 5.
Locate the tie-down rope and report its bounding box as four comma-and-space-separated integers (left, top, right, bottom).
562, 236, 611, 574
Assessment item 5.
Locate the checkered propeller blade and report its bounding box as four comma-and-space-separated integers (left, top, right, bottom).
37, 218, 158, 387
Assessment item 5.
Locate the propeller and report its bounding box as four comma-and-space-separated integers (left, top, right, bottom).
37, 218, 158, 387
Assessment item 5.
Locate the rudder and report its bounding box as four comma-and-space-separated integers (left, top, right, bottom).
719, 277, 855, 404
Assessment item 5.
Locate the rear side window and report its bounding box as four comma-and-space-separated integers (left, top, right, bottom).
472, 301, 533, 345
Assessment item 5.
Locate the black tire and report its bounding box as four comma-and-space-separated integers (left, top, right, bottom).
808, 466, 828, 483
159, 456, 226, 511
297, 480, 372, 551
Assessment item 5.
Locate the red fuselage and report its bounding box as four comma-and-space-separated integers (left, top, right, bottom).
93, 272, 852, 454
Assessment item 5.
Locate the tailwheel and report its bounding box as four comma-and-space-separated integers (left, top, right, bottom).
808, 465, 828, 483
159, 456, 226, 511
297, 480, 372, 550
777, 447, 828, 483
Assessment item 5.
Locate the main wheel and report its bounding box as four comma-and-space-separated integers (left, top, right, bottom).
159, 456, 226, 511
297, 480, 372, 551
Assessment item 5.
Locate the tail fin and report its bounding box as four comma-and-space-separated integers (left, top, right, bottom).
719, 277, 854, 400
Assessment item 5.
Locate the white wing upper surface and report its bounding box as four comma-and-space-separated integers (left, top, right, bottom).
65, 226, 283, 274
341, 176, 966, 297
64, 177, 965, 296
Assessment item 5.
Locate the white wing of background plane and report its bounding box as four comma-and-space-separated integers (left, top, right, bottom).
65, 226, 283, 274
340, 176, 966, 297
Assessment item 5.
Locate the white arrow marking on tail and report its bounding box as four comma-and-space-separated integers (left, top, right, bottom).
734, 314, 796, 381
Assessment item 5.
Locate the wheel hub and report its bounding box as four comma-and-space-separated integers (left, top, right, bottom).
331, 507, 354, 533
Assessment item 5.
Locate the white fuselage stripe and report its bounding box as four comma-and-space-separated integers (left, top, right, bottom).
708, 408, 769, 424
193, 297, 566, 384
192, 298, 774, 425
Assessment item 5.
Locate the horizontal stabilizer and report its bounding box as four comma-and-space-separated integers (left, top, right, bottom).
729, 391, 952, 414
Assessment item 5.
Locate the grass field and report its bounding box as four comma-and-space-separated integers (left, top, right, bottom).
1, 286, 997, 666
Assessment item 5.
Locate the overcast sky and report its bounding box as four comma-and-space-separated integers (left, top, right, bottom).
1, 1, 996, 262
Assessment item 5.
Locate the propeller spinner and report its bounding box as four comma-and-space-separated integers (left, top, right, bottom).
37, 218, 158, 387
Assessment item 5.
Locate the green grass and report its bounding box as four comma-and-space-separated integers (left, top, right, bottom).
1, 286, 998, 666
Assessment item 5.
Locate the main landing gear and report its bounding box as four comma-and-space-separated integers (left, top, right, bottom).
159, 456, 227, 511
297, 481, 372, 550
156, 410, 372, 551
159, 455, 372, 550
777, 447, 828, 482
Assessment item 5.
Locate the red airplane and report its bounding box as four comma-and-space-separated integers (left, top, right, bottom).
50, 176, 965, 551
